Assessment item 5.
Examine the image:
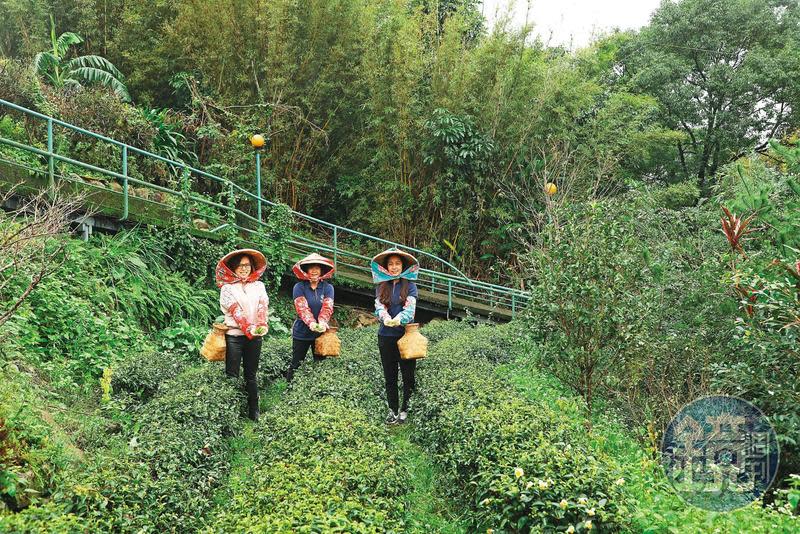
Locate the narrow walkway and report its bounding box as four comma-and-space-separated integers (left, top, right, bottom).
388, 425, 468, 533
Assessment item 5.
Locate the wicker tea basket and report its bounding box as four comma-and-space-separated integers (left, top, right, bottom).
200, 323, 228, 362
315, 326, 341, 357
398, 323, 427, 360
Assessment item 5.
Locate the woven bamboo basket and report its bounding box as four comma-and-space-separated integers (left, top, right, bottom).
200, 323, 228, 362
315, 326, 341, 357
398, 323, 427, 360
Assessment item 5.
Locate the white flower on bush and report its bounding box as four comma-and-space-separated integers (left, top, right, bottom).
585, 520, 593, 530
538, 479, 549, 490
587, 508, 595, 516
526, 481, 534, 489
481, 498, 491, 506
566, 526, 575, 534
578, 496, 588, 505
559, 499, 568, 510
615, 478, 625, 486
514, 467, 524, 479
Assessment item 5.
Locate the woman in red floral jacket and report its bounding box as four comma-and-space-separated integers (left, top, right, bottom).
216, 248, 269, 421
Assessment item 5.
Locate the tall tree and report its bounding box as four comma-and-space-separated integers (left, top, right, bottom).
621, 0, 800, 194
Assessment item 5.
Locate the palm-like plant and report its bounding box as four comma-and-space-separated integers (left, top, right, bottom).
33, 15, 130, 102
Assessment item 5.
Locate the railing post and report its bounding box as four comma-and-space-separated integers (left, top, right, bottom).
181, 166, 191, 223
333, 227, 338, 271
512, 294, 516, 319
431, 273, 435, 294
121, 145, 129, 220
447, 280, 452, 311
47, 119, 54, 189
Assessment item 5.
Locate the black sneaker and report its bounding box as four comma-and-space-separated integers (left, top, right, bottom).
385, 410, 399, 425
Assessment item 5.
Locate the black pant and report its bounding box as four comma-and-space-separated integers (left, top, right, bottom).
378, 335, 416, 413
285, 338, 324, 382
225, 334, 262, 418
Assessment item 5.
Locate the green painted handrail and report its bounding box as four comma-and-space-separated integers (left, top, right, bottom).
0, 98, 531, 317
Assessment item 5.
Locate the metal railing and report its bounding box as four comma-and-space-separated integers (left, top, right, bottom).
0, 98, 531, 317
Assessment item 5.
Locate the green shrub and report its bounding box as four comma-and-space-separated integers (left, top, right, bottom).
12, 230, 219, 387
651, 181, 700, 209
155, 319, 208, 356
0, 58, 41, 112
523, 199, 661, 417
257, 336, 292, 386
0, 365, 82, 514
412, 324, 630, 533
503, 328, 800, 533
210, 398, 409, 533
20, 275, 152, 388
0, 115, 43, 170
0, 360, 242, 531
208, 325, 412, 532
111, 349, 191, 405
520, 195, 736, 437
710, 158, 800, 476
79, 364, 242, 531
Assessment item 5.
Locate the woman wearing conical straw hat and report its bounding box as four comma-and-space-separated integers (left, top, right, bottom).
372, 247, 419, 425
285, 253, 336, 382
216, 249, 269, 421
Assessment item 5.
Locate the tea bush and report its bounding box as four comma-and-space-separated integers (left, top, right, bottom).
0, 363, 82, 514
210, 326, 409, 532
413, 324, 631, 533
111, 348, 192, 405
257, 335, 293, 386
521, 196, 734, 434
1, 357, 243, 532
210, 398, 409, 533
502, 349, 800, 533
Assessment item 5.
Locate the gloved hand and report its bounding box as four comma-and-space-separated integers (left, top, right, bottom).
316, 321, 329, 332
383, 317, 395, 327
310, 322, 320, 332
252, 324, 268, 337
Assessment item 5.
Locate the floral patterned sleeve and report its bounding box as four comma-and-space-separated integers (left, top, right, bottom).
318, 284, 334, 326
256, 283, 269, 332
293, 283, 315, 327
374, 291, 391, 322
395, 283, 418, 325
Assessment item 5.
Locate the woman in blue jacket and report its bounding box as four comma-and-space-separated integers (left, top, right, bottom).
372, 247, 419, 425
285, 253, 335, 382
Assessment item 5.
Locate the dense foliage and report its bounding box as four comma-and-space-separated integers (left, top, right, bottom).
3, 0, 797, 280
0, 0, 798, 531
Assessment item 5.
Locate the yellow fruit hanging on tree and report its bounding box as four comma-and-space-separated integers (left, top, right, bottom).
544, 182, 557, 196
